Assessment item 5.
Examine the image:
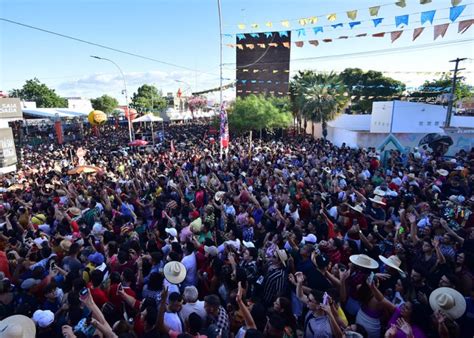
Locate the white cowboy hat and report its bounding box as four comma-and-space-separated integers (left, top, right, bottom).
163, 261, 187, 285
275, 249, 288, 267
379, 255, 403, 273
337, 173, 346, 179
349, 204, 364, 213
0, 315, 36, 338
214, 191, 226, 202
349, 254, 379, 269
322, 167, 331, 174
429, 287, 466, 319
373, 188, 386, 197
436, 169, 449, 177
369, 195, 386, 206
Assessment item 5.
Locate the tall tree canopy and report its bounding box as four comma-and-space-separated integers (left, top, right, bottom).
91, 95, 119, 114
131, 84, 167, 114
408, 74, 473, 103
9, 78, 67, 108
339, 68, 405, 113
229, 95, 292, 133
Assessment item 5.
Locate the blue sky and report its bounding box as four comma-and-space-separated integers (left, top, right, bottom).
1, 0, 473, 104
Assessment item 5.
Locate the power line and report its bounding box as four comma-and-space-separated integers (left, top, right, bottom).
0, 17, 220, 78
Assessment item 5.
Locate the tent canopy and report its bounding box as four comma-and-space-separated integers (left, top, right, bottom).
132, 113, 163, 123
22, 108, 89, 119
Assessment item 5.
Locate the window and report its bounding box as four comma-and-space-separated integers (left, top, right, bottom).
435, 121, 439, 126
419, 121, 424, 126
427, 121, 432, 126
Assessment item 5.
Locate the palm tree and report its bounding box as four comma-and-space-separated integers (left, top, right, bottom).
293, 72, 348, 139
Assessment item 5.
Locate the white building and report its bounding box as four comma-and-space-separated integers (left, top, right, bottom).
307, 100, 474, 155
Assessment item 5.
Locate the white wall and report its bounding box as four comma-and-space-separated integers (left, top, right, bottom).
391, 101, 446, 133
451, 116, 474, 128
67, 98, 92, 112
370, 101, 394, 133
327, 126, 360, 148
328, 114, 371, 131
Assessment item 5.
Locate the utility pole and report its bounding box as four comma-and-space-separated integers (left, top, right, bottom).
445, 57, 466, 128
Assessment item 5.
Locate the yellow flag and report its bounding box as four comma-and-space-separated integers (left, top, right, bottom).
299, 18, 308, 26
273, 70, 279, 73
253, 69, 259, 73
309, 17, 318, 24
242, 68, 249, 72
236, 44, 244, 50
395, 0, 406, 7
246, 44, 255, 49
257, 43, 266, 48
265, 21, 273, 28
281, 20, 290, 27
451, 0, 462, 5
251, 23, 259, 29
268, 42, 278, 47
327, 13, 337, 22
420, 0, 431, 3
347, 10, 357, 20
369, 6, 380, 16
282, 42, 290, 48
238, 24, 246, 30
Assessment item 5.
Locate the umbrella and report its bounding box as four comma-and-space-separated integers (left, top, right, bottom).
132, 113, 163, 123
129, 140, 148, 146
67, 166, 104, 175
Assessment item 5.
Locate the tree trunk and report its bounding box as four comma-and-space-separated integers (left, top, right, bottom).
311, 120, 315, 139
322, 119, 328, 140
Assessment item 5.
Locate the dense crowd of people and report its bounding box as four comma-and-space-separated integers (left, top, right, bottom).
0, 122, 472, 338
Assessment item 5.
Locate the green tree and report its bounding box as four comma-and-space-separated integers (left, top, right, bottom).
131, 84, 167, 114
339, 68, 405, 113
301, 72, 348, 138
9, 78, 67, 108
409, 74, 473, 103
229, 95, 292, 133
91, 94, 118, 114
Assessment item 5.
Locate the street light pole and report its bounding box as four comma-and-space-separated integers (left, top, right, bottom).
217, 0, 224, 157
90, 55, 133, 142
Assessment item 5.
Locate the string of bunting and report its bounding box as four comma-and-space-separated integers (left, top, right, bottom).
228, 4, 469, 39
226, 18, 473, 49
234, 0, 464, 31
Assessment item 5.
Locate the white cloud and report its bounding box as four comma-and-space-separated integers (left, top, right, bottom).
56, 69, 229, 104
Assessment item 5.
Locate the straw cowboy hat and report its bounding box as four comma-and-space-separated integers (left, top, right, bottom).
214, 191, 226, 202
0, 315, 36, 338
163, 261, 187, 285
373, 188, 386, 197
67, 207, 81, 217
275, 249, 288, 267
429, 287, 466, 319
60, 239, 72, 252
379, 255, 403, 273
349, 254, 379, 269
436, 169, 449, 177
349, 204, 364, 213
369, 195, 386, 206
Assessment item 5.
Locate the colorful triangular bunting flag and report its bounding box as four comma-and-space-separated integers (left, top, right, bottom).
452, 0, 462, 5
396, 0, 406, 8
395, 15, 409, 27
265, 32, 273, 38
413, 27, 425, 40
236, 34, 246, 40
282, 42, 291, 48
298, 18, 308, 26
309, 40, 319, 46
458, 19, 474, 33
309, 17, 318, 24
373, 32, 385, 37
278, 31, 289, 38
347, 10, 358, 20
323, 39, 333, 42
420, 0, 432, 4
421, 10, 436, 25
450, 5, 466, 22
349, 21, 361, 29
313, 26, 324, 34
281, 20, 290, 27
327, 14, 337, 21
266, 22, 273, 28
391, 30, 403, 42
296, 28, 306, 37
373, 18, 384, 27
369, 6, 380, 16
434, 23, 449, 39
238, 24, 246, 30
331, 23, 343, 29
295, 41, 304, 47
251, 23, 259, 29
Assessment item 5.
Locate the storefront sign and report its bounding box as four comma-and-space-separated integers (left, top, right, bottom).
0, 128, 17, 168
0, 98, 22, 119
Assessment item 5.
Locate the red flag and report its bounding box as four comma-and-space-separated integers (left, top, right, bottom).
177, 88, 182, 98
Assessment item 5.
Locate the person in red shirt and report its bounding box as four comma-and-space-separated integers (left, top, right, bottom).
88, 269, 109, 308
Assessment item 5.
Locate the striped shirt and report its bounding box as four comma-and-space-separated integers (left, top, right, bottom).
263, 266, 287, 305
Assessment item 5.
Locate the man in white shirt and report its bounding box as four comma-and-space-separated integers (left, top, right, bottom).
180, 286, 207, 323
181, 242, 198, 287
